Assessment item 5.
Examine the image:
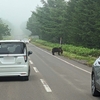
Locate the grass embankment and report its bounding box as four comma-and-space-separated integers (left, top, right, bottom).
31, 39, 100, 67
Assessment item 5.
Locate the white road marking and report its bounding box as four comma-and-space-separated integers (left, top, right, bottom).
33, 67, 39, 73
40, 79, 52, 92
35, 46, 91, 74
54, 57, 91, 74
29, 60, 33, 64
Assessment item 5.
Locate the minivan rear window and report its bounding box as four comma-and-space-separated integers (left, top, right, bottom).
0, 42, 26, 54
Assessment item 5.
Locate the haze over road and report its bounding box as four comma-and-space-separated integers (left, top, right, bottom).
0, 0, 43, 38
0, 0, 42, 26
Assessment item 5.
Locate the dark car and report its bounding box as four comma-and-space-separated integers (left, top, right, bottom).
91, 57, 100, 96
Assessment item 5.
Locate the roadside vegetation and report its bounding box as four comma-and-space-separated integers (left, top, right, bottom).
26, 0, 100, 67
31, 39, 100, 67
27, 0, 100, 49
0, 18, 11, 39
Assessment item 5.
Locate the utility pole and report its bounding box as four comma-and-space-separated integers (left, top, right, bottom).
60, 37, 62, 46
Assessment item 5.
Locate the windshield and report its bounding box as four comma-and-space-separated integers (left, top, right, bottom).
0, 42, 26, 54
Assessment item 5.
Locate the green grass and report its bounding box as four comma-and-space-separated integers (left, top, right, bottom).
31, 39, 98, 67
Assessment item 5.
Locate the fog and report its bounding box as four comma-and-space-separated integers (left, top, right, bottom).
0, 0, 42, 39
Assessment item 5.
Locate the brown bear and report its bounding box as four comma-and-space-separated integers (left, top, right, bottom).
52, 47, 63, 55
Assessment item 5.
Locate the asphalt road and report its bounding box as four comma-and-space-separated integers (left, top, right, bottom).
0, 43, 100, 100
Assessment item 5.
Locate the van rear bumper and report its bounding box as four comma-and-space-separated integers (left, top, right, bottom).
0, 72, 28, 77
0, 65, 29, 77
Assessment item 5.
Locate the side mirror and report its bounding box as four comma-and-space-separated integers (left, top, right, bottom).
98, 61, 100, 64
28, 51, 32, 56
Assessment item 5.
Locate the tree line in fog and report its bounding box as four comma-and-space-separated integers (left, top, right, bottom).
0, 18, 11, 39
27, 0, 100, 49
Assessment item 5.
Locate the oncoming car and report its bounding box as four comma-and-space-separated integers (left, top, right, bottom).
22, 38, 29, 44
91, 57, 100, 96
0, 40, 32, 81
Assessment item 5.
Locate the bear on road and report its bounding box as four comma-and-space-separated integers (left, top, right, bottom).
52, 47, 63, 55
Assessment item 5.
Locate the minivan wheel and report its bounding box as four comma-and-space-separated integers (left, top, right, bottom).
91, 74, 100, 96
24, 76, 29, 81
22, 76, 29, 81
22, 69, 30, 81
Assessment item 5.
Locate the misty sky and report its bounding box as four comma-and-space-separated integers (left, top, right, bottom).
0, 0, 43, 39
0, 0, 68, 39
0, 0, 42, 26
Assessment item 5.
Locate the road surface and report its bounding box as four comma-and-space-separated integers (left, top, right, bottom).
0, 43, 99, 100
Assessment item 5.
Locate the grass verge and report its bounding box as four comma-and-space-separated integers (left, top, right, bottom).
31, 40, 97, 67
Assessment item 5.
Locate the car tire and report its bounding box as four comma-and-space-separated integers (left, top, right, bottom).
22, 67, 30, 81
91, 74, 100, 96
24, 76, 29, 81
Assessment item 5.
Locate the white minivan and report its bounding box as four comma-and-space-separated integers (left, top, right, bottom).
0, 40, 32, 81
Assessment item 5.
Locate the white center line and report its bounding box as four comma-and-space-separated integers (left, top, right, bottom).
29, 60, 33, 64
40, 79, 52, 92
33, 67, 39, 73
